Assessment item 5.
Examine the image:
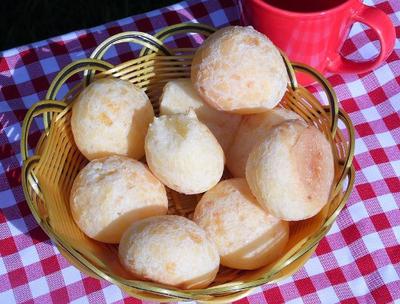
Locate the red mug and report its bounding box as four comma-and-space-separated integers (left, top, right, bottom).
239, 0, 396, 83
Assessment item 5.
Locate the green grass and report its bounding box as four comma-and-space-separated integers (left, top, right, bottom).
0, 0, 180, 51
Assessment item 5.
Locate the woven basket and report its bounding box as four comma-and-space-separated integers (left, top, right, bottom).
21, 23, 355, 303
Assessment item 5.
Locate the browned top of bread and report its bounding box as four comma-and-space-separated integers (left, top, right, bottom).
246, 120, 335, 220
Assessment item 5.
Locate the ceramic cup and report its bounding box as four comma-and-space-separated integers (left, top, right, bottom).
239, 0, 395, 83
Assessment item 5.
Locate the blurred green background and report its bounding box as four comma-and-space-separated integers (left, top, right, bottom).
0, 0, 180, 51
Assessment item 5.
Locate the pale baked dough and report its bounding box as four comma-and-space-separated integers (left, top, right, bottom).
159, 79, 242, 152
119, 215, 220, 289
70, 155, 168, 243
145, 111, 225, 194
246, 120, 335, 220
227, 107, 301, 177
71, 77, 154, 160
193, 178, 289, 270
191, 26, 288, 114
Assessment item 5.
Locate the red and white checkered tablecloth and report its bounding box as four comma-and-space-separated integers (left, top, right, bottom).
0, 0, 399, 303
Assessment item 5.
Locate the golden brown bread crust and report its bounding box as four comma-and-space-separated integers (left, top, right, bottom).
246, 120, 335, 221
71, 78, 154, 160
193, 178, 289, 270
118, 215, 220, 289
191, 26, 288, 114
70, 155, 168, 243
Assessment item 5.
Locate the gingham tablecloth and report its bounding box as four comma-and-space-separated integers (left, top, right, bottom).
0, 0, 399, 303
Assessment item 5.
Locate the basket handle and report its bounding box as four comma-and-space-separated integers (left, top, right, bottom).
21, 156, 43, 221
21, 100, 68, 162
332, 109, 356, 196
288, 61, 339, 138
85, 31, 172, 83
90, 31, 171, 60
139, 23, 217, 56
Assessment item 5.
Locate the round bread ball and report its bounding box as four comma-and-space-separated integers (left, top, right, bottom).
246, 120, 335, 221
160, 79, 242, 152
191, 26, 288, 114
70, 155, 168, 243
193, 178, 289, 270
227, 108, 302, 177
145, 111, 224, 194
119, 215, 220, 289
71, 78, 154, 160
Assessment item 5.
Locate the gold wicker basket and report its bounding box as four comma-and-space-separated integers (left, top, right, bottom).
21, 23, 355, 303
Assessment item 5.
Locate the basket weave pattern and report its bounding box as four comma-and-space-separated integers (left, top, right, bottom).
21, 23, 355, 303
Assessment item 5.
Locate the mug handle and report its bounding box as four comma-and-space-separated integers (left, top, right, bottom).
327, 4, 395, 74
